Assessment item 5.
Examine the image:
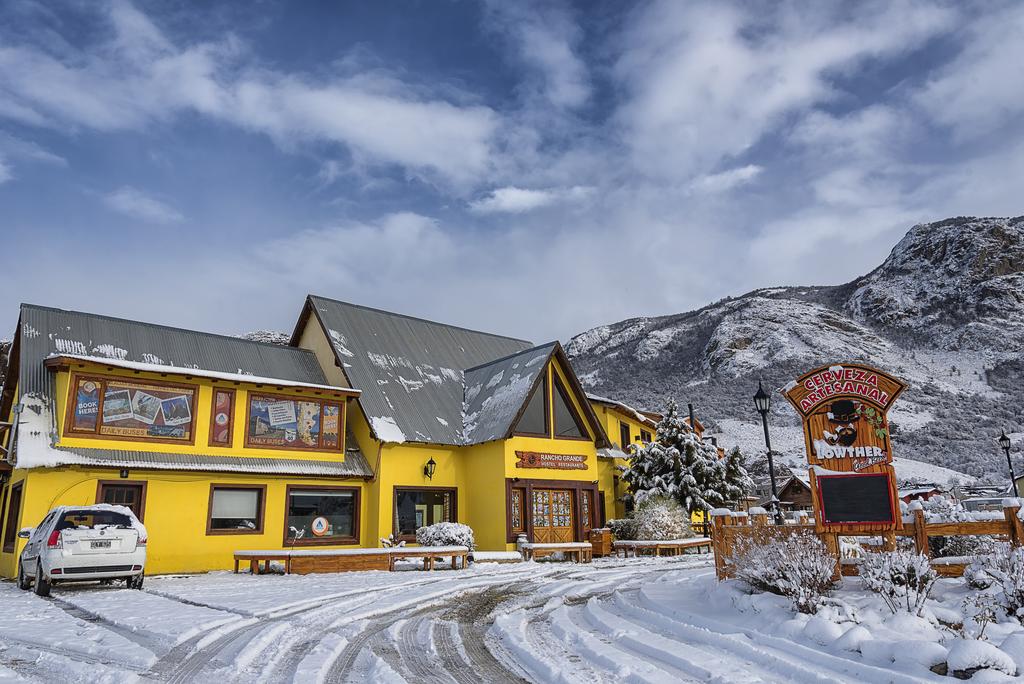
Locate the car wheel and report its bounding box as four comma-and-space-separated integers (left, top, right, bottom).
16, 559, 31, 591
128, 574, 145, 590
33, 561, 51, 597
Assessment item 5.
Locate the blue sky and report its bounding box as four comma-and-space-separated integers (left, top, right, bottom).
0, 0, 1021, 344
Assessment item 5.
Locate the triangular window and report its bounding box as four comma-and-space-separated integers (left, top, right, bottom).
552, 374, 588, 439
513, 377, 548, 436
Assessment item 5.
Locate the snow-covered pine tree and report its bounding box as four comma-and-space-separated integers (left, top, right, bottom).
620, 399, 685, 508
621, 399, 730, 515
722, 447, 754, 505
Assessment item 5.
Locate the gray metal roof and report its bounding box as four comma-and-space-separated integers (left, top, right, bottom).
462, 344, 555, 444
7, 304, 368, 476
16, 304, 330, 403
302, 295, 534, 444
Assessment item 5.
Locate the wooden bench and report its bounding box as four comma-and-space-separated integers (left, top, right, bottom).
613, 537, 712, 558
520, 542, 593, 563
388, 546, 469, 571
233, 546, 471, 575
233, 551, 292, 575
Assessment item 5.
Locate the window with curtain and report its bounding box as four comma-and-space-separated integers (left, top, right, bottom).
208, 486, 263, 533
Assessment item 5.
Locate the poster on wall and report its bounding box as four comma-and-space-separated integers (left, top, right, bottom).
72, 379, 100, 431
95, 380, 195, 441
248, 395, 334, 449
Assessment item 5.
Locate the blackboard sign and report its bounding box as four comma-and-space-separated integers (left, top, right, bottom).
817, 473, 895, 525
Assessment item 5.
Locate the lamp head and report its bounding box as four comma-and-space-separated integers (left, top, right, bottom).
753, 381, 771, 415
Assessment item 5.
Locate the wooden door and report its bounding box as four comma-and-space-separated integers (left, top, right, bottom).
581, 489, 595, 536
532, 489, 574, 543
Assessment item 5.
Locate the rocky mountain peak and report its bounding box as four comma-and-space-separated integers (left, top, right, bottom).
567, 217, 1024, 482
845, 216, 1024, 351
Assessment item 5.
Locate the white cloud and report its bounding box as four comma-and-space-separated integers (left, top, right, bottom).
103, 186, 184, 224
483, 1, 590, 109
914, 3, 1024, 139
468, 185, 594, 214
613, 1, 953, 181
0, 157, 11, 184
688, 165, 762, 194
0, 2, 499, 191
2, 1, 1023, 346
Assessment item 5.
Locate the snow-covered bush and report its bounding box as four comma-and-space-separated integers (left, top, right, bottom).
931, 533, 994, 559
415, 522, 474, 549
919, 495, 970, 523
859, 549, 937, 616
607, 517, 637, 541
733, 531, 836, 614
632, 497, 694, 541
962, 592, 999, 640
965, 542, 1024, 620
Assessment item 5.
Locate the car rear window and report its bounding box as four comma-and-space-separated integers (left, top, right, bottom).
58, 511, 134, 531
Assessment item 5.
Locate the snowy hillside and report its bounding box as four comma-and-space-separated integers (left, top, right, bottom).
567, 217, 1024, 482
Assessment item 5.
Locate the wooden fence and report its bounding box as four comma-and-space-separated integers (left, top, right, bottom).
711, 502, 1024, 580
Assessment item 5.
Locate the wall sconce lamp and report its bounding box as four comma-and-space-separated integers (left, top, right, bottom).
119, 468, 130, 479
423, 457, 437, 480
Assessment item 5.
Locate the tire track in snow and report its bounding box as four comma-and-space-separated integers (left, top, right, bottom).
48, 595, 169, 655
613, 589, 931, 683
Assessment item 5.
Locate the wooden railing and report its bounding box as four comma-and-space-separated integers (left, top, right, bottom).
710, 502, 1024, 580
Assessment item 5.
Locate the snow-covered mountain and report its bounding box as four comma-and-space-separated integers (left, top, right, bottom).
567, 216, 1024, 483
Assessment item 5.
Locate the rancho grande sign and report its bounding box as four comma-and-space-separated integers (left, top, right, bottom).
782, 363, 908, 533
515, 451, 588, 471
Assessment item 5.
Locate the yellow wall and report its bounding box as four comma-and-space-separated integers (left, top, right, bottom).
0, 338, 640, 576
0, 359, 368, 578
339, 356, 608, 552
592, 402, 654, 453
0, 467, 367, 577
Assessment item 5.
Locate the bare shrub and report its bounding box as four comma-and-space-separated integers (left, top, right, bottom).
967, 542, 1024, 620
859, 549, 937, 616
733, 531, 837, 614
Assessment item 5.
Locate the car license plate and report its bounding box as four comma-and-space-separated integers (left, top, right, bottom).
91, 540, 112, 549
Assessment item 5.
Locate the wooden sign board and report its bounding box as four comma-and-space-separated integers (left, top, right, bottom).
515, 451, 588, 471
782, 363, 908, 533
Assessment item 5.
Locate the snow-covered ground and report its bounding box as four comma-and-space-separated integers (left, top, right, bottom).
2, 554, 1021, 682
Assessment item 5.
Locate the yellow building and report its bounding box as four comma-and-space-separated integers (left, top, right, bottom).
588, 394, 660, 521
1, 298, 651, 576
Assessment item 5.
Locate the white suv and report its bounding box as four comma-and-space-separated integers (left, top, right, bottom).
16, 504, 147, 596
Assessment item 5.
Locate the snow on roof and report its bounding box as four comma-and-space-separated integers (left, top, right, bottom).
302, 295, 533, 445
370, 416, 407, 444
462, 344, 555, 444
586, 393, 658, 426
47, 354, 360, 395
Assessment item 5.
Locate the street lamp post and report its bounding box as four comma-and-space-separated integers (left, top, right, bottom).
754, 381, 783, 523
1000, 431, 1017, 498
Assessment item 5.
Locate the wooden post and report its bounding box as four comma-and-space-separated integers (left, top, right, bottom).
752, 513, 768, 527
711, 512, 729, 580
821, 532, 841, 582
913, 507, 929, 556
882, 531, 897, 552
1004, 503, 1023, 547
